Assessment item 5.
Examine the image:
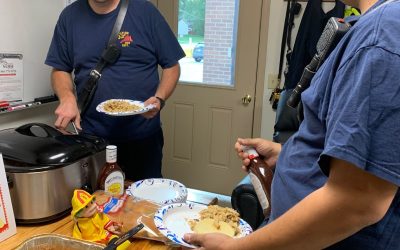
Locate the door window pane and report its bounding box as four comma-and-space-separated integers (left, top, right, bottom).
178, 0, 239, 86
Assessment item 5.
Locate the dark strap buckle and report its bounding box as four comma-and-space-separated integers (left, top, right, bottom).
90, 69, 102, 79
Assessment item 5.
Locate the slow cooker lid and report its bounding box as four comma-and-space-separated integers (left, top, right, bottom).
0, 123, 106, 170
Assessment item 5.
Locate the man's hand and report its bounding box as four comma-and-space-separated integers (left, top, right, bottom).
54, 94, 81, 131
183, 233, 237, 250
220, 158, 398, 250
51, 69, 81, 132
234, 138, 281, 171
142, 96, 161, 119
141, 63, 180, 119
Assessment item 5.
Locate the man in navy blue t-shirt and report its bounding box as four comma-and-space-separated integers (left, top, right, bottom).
183, 0, 400, 249
45, 0, 185, 181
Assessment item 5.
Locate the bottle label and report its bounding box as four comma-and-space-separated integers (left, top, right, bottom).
249, 172, 270, 211
106, 145, 117, 163
97, 194, 128, 214
104, 171, 124, 195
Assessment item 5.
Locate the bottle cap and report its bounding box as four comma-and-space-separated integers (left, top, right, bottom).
106, 145, 117, 150
242, 146, 259, 159
106, 145, 117, 163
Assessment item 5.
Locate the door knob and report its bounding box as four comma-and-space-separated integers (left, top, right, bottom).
242, 94, 252, 104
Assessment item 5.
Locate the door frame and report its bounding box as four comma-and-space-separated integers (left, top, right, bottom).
151, 0, 270, 139
252, 0, 269, 138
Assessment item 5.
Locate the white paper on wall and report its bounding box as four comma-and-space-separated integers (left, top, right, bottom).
0, 53, 23, 102
0, 154, 16, 242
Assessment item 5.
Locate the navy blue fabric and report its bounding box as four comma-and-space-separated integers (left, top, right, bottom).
270, 1, 400, 249
110, 128, 164, 181
45, 0, 185, 141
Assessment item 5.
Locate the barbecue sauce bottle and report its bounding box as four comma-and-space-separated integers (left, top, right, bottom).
97, 145, 125, 196
243, 146, 274, 217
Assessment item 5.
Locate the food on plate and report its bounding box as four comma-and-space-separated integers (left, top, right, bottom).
102, 100, 142, 113
192, 218, 236, 236
188, 205, 241, 236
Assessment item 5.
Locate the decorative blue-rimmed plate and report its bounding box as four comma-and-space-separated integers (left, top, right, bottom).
154, 203, 253, 248
96, 99, 155, 116
126, 178, 187, 205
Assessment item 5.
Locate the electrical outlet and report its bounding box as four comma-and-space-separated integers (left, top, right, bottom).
267, 74, 279, 89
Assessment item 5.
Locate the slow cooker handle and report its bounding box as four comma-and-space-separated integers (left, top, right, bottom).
15, 123, 61, 138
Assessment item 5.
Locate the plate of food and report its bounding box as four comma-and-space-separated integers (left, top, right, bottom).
96, 99, 155, 116
154, 203, 253, 248
126, 178, 188, 205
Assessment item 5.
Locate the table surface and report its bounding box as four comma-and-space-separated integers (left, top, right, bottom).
0, 188, 229, 249
0, 215, 178, 250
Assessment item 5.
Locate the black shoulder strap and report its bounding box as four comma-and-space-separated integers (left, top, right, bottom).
286, 1, 301, 55
278, 0, 292, 85
78, 0, 129, 116
278, 0, 301, 86
270, 0, 294, 109
108, 0, 129, 46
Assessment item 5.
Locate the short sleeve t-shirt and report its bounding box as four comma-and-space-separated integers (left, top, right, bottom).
45, 0, 185, 141
271, 1, 400, 249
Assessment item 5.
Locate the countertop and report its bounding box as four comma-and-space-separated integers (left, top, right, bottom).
0, 188, 228, 249
0, 215, 177, 250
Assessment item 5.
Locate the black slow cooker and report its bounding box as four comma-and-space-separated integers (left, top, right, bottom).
0, 123, 107, 224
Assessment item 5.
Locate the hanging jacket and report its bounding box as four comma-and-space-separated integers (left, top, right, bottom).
284, 0, 345, 89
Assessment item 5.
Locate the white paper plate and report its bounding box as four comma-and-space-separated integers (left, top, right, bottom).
126, 178, 187, 205
154, 203, 253, 248
96, 99, 155, 116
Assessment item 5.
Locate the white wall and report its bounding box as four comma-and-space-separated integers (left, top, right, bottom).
0, 0, 64, 130
260, 1, 337, 139
0, 0, 64, 102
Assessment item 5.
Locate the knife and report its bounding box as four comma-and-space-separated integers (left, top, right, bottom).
103, 223, 144, 250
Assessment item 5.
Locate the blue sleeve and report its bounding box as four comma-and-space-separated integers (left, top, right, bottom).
45, 10, 73, 72
147, 2, 186, 68
321, 46, 400, 186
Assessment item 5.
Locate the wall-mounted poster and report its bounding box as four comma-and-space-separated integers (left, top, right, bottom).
0, 154, 16, 242
0, 53, 23, 102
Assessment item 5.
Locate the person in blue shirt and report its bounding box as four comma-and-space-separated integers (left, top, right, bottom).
183, 0, 400, 249
45, 0, 185, 182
